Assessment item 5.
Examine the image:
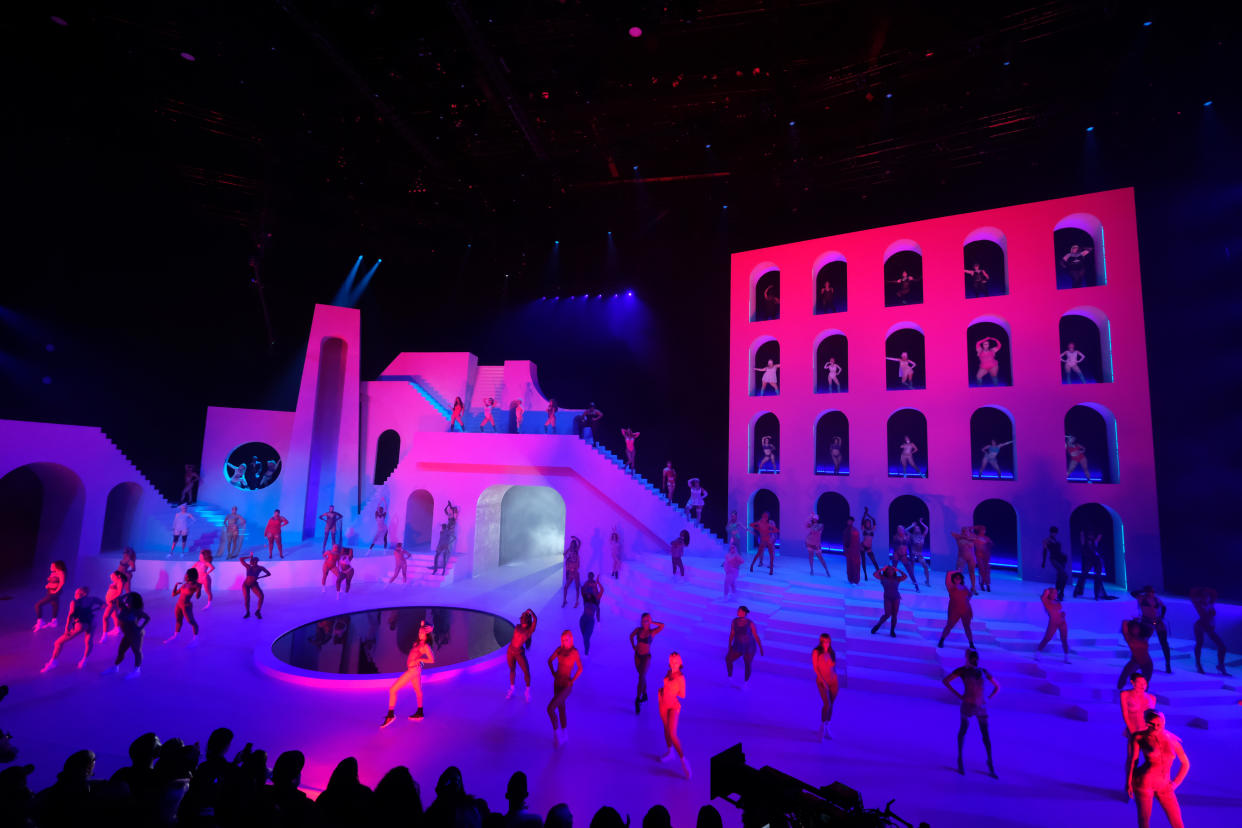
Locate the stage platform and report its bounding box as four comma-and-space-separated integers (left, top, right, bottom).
2, 552, 1239, 828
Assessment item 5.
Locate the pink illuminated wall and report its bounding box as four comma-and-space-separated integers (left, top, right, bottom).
727, 188, 1161, 588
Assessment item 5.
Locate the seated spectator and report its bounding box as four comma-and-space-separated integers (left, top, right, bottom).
315, 757, 374, 828
0, 764, 35, 828
260, 750, 317, 828
590, 806, 629, 828
642, 805, 671, 828
696, 805, 723, 828
546, 803, 573, 828
426, 766, 487, 828
503, 772, 541, 828
373, 765, 422, 827
33, 749, 98, 826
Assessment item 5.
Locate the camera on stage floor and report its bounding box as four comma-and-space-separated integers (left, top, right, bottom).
710, 743, 925, 828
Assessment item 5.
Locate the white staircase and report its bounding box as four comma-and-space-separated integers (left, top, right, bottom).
469, 365, 506, 411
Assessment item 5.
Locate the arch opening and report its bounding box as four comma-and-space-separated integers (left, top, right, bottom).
0, 463, 85, 584
884, 328, 926, 390
887, 409, 929, 478
101, 482, 144, 554
1065, 404, 1118, 484
1059, 313, 1113, 383
1054, 215, 1105, 289
1070, 503, 1124, 587
403, 489, 434, 550
475, 485, 567, 568
303, 336, 347, 538
970, 407, 1016, 480
752, 269, 781, 321
751, 413, 781, 474
888, 495, 931, 558
814, 259, 847, 315
815, 492, 851, 554
815, 334, 848, 394
814, 411, 849, 476
966, 320, 1013, 387
374, 429, 401, 484
964, 233, 1008, 298
884, 249, 924, 306
748, 488, 780, 554
973, 499, 1019, 571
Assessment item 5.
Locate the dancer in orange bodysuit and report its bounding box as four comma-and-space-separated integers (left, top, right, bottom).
1035, 587, 1069, 662
938, 571, 976, 649
505, 609, 538, 700
749, 513, 778, 574
812, 633, 839, 740
547, 630, 583, 746
164, 569, 202, 645
381, 620, 435, 727
657, 652, 691, 778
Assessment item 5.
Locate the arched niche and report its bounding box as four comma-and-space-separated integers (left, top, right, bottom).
749, 488, 780, 552
973, 499, 1019, 571
888, 495, 931, 557
1054, 214, 1105, 289
101, 482, 143, 553
475, 484, 567, 568
884, 325, 925, 390
403, 489, 434, 550
751, 338, 781, 396
303, 336, 347, 538
816, 492, 851, 553
814, 255, 847, 315
966, 318, 1013, 387
751, 412, 780, 474
752, 267, 781, 321
814, 411, 849, 476
886, 409, 929, 478
373, 429, 401, 484
1070, 502, 1124, 586
0, 463, 85, 583
970, 406, 1015, 481
963, 228, 1008, 298
883, 242, 924, 307
814, 332, 848, 394
1064, 403, 1118, 484
1059, 309, 1113, 383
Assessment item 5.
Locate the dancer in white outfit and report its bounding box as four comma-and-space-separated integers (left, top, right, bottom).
1061, 343, 1086, 382
170, 505, 195, 557
686, 479, 708, 521
823, 358, 842, 392
755, 359, 781, 394
886, 352, 918, 388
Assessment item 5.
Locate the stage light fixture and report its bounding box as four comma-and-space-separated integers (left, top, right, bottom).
788, 120, 795, 126
1203, 100, 1213, 107
554, 240, 560, 245
705, 143, 712, 149
1003, 61, 1011, 66
607, 230, 612, 235
1085, 126, 1095, 132
722, 204, 728, 209
886, 93, 893, 99
50, 16, 68, 26
1143, 20, 1152, 27
629, 27, 642, 38
180, 52, 197, 62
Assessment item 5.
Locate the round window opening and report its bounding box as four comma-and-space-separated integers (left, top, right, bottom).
272, 607, 515, 675
224, 442, 282, 490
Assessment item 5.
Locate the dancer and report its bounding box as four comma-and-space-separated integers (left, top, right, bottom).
102, 592, 149, 678
264, 509, 289, 559
543, 399, 557, 433
381, 620, 435, 727
829, 435, 843, 474
547, 630, 583, 746
630, 613, 665, 714
170, 505, 194, 557
749, 512, 778, 574
319, 505, 343, 550
1132, 586, 1172, 674
1065, 435, 1091, 482
758, 435, 778, 472
1074, 528, 1108, 599
951, 526, 979, 594
389, 542, 412, 584
669, 530, 690, 577
886, 351, 917, 389
1061, 343, 1087, 383
973, 525, 994, 593
860, 507, 879, 573
561, 536, 582, 607
193, 549, 215, 609
431, 521, 456, 575
163, 569, 202, 645
686, 478, 707, 521
321, 544, 341, 591
938, 571, 976, 649
1035, 587, 1070, 662
725, 510, 743, 551
942, 649, 1000, 778
33, 560, 67, 630
1117, 618, 1155, 690
1041, 526, 1068, 600
897, 435, 923, 477
978, 439, 1012, 479
1061, 243, 1093, 288
966, 263, 990, 298
444, 499, 460, 525
1121, 673, 1156, 738
226, 460, 248, 489
581, 403, 603, 444
578, 573, 604, 655
843, 516, 862, 585
725, 606, 764, 687
657, 652, 691, 778
871, 566, 907, 637
481, 397, 497, 431
240, 553, 271, 618
907, 519, 931, 586
762, 283, 779, 319
449, 397, 466, 432
889, 270, 918, 304
1189, 586, 1231, 676
974, 337, 1002, 385
222, 506, 246, 559
179, 464, 199, 504
812, 633, 839, 740
370, 505, 388, 550
41, 587, 102, 671
891, 524, 917, 591
335, 547, 355, 595
100, 569, 128, 641
608, 529, 623, 578
118, 547, 136, 593
755, 358, 781, 395
1126, 711, 1189, 828
823, 357, 842, 392
621, 428, 640, 468
723, 541, 743, 597
806, 514, 829, 576
514, 399, 525, 432
818, 279, 836, 313
258, 459, 281, 488
663, 461, 677, 501
505, 609, 538, 700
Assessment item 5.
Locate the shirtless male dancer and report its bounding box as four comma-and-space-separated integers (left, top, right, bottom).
505, 609, 538, 701
942, 649, 1000, 778
749, 513, 778, 574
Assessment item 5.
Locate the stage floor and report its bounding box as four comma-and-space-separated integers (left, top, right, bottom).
1, 554, 1239, 828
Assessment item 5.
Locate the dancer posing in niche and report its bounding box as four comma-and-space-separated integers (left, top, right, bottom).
102, 592, 149, 678
951, 526, 979, 594
381, 620, 434, 727
179, 464, 199, 504
335, 547, 356, 595
906, 519, 931, 586
42, 587, 102, 672
389, 542, 412, 584
481, 397, 497, 432
1066, 435, 1092, 483
978, 439, 1012, 479
886, 352, 918, 389
755, 359, 781, 395
762, 283, 780, 319
562, 536, 582, 606
431, 521, 456, 575
669, 530, 690, 577
938, 571, 976, 649
240, 553, 271, 618
973, 525, 994, 593
758, 435, 778, 473
897, 435, 923, 478
871, 566, 907, 637
819, 279, 836, 313
226, 460, 249, 489
1133, 585, 1173, 674
1061, 343, 1087, 383
1074, 528, 1108, 599
812, 633, 839, 740
164, 569, 202, 645
259, 458, 281, 488
843, 516, 862, 585
621, 428, 640, 468
581, 403, 603, 444
966, 263, 990, 298
264, 509, 289, 559
222, 507, 246, 559
829, 435, 844, 474
723, 541, 743, 597
1126, 710, 1189, 828
609, 529, 623, 579
319, 505, 343, 551
663, 461, 677, 501
806, 514, 829, 576
942, 649, 1000, 778
657, 652, 691, 779
1189, 586, 1231, 675
823, 357, 842, 392
630, 613, 666, 714
578, 573, 604, 655
1121, 673, 1156, 742
974, 337, 1003, 385
505, 609, 538, 700
1035, 587, 1070, 662
1061, 243, 1093, 288
547, 630, 583, 746
1041, 526, 1068, 600
100, 569, 128, 642
1117, 618, 1156, 690
749, 513, 778, 574
118, 547, 136, 593
370, 505, 388, 550
193, 549, 215, 610
686, 479, 708, 521
888, 270, 919, 304
543, 399, 557, 433
321, 544, 341, 591
860, 507, 879, 574
725, 606, 764, 688
891, 523, 917, 591
449, 397, 466, 432
170, 505, 194, 557
33, 560, 67, 631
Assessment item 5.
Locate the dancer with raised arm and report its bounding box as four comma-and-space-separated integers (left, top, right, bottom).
547, 630, 583, 746
381, 620, 434, 727
897, 436, 923, 477
561, 536, 582, 607
657, 652, 691, 778
723, 542, 743, 597
226, 460, 248, 489
609, 529, 623, 579
33, 560, 67, 631
1074, 528, 1108, 599
1117, 618, 1155, 690
118, 547, 136, 593
755, 359, 781, 395
823, 357, 842, 392
41, 587, 102, 672
1062, 244, 1093, 288
686, 479, 708, 521
762, 283, 779, 318
907, 519, 931, 586
1189, 586, 1231, 675
505, 609, 538, 701
321, 544, 341, 591
578, 573, 604, 655
870, 566, 907, 638
886, 352, 917, 389
974, 337, 1002, 385
622, 428, 640, 469
891, 523, 917, 591
1061, 343, 1087, 382
259, 458, 281, 488
942, 649, 1000, 778
725, 606, 764, 688
749, 513, 778, 574
860, 507, 879, 574
966, 263, 990, 298
663, 461, 677, 501
951, 526, 979, 594
170, 505, 194, 557
829, 435, 843, 474
369, 506, 388, 550
240, 554, 271, 619
806, 515, 829, 576
480, 397, 497, 432
193, 549, 215, 609
978, 439, 1012, 479
319, 505, 343, 551
102, 592, 149, 678
581, 403, 603, 444
812, 634, 839, 740
264, 509, 289, 559
179, 464, 199, 504
449, 397, 466, 432
389, 542, 412, 585
431, 521, 456, 575
973, 525, 994, 593
938, 571, 976, 649
843, 516, 862, 585
630, 613, 665, 714
1041, 526, 1068, 600
1133, 586, 1173, 674
1035, 587, 1070, 662
164, 569, 202, 646
543, 399, 557, 433
669, 530, 690, 577
1126, 711, 1189, 828
889, 271, 918, 304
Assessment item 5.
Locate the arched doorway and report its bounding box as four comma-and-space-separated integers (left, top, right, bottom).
970, 406, 1015, 480
816, 492, 850, 554
966, 319, 1013, 387
100, 482, 143, 553
404, 489, 434, 550
884, 326, 926, 390
1070, 503, 1123, 586
888, 495, 931, 560
963, 233, 1007, 298
814, 411, 849, 475
1053, 215, 1104, 289
475, 485, 567, 567
303, 336, 348, 538
751, 413, 780, 474
0, 463, 85, 584
749, 489, 780, 553
1064, 404, 1117, 484
814, 258, 847, 314
374, 429, 401, 484
973, 499, 1019, 571
753, 269, 780, 321
814, 333, 848, 393
886, 409, 929, 478
883, 247, 924, 306
1059, 312, 1112, 383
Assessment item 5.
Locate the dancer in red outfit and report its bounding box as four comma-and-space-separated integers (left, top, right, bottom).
942, 649, 1000, 777
725, 606, 764, 687
449, 397, 466, 432
842, 517, 862, 585
481, 397, 497, 432
657, 652, 691, 778
33, 561, 67, 631
662, 461, 677, 501
505, 609, 538, 700
561, 537, 582, 607
749, 513, 778, 574
937, 571, 976, 649
264, 509, 289, 558
164, 569, 202, 645
950, 526, 979, 594
193, 549, 215, 609
240, 554, 271, 618
42, 587, 102, 672
381, 620, 435, 727
630, 613, 665, 714
1035, 587, 1070, 662
335, 547, 356, 595
972, 525, 994, 593
812, 633, 839, 740
389, 542, 412, 584
1189, 586, 1231, 675
547, 630, 583, 746
870, 566, 907, 637
669, 530, 689, 577
1127, 711, 1189, 828
321, 544, 341, 591
806, 515, 829, 576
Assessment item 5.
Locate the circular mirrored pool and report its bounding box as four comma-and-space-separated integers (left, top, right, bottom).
271, 606, 515, 675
